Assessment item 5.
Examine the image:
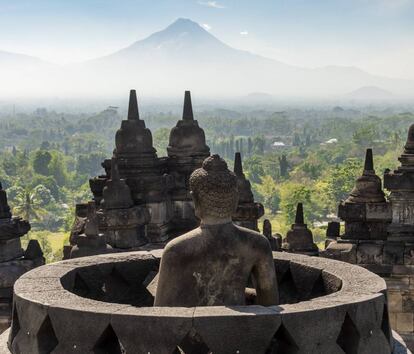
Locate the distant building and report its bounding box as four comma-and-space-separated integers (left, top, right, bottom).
271, 141, 286, 148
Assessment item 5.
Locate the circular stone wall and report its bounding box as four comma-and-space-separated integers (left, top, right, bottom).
3, 251, 400, 354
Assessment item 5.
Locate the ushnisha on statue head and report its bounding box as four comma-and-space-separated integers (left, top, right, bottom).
189, 154, 239, 223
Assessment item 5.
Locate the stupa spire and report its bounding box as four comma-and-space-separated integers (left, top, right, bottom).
295, 203, 304, 225
364, 148, 374, 173
127, 89, 139, 120
182, 91, 194, 121
263, 219, 272, 238
234, 152, 244, 177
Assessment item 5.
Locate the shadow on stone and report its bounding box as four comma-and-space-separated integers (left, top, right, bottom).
37, 315, 58, 354
93, 324, 125, 354
336, 313, 360, 354
266, 323, 299, 354
174, 329, 211, 354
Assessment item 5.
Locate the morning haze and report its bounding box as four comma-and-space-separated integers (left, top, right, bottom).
1, 1, 414, 353
0, 0, 414, 100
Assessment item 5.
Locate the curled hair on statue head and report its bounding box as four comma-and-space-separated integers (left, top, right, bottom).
190, 155, 239, 219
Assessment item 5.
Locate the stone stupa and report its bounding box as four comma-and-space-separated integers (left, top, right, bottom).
338, 148, 391, 241
232, 152, 264, 231
262, 219, 282, 251
0, 182, 44, 331
167, 91, 210, 233
282, 203, 319, 256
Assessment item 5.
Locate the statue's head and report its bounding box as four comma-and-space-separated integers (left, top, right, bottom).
190, 154, 239, 222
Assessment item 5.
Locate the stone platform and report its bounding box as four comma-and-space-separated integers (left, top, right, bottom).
3, 251, 406, 354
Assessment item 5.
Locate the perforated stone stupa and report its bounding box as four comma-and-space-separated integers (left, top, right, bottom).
67, 90, 264, 259
282, 203, 319, 256
232, 152, 264, 231
323, 133, 414, 350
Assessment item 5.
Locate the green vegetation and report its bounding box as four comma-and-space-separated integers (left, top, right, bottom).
0, 105, 411, 261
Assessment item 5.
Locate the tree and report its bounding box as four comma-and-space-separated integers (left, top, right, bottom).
76, 153, 106, 177
153, 128, 171, 155
48, 152, 68, 186
255, 175, 280, 213
352, 126, 377, 146
252, 136, 265, 155
280, 183, 313, 224
247, 137, 253, 155
324, 158, 363, 210
279, 155, 289, 178
2, 156, 17, 176
243, 156, 265, 184
33, 150, 52, 176
12, 186, 48, 222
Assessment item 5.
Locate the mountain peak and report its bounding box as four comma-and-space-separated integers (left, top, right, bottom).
115, 17, 230, 57
152, 18, 210, 39
346, 86, 394, 100
170, 18, 201, 29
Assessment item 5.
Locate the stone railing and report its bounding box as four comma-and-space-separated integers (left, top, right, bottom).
1, 251, 405, 353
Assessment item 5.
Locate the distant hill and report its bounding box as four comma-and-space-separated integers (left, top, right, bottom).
346, 86, 394, 100
0, 50, 46, 65
1, 18, 414, 98
0, 50, 56, 97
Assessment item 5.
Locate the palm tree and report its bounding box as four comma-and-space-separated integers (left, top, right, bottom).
13, 186, 48, 222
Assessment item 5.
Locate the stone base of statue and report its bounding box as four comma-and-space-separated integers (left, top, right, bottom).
1, 251, 408, 354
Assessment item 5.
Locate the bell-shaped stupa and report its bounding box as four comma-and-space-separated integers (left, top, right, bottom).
232, 152, 264, 231
89, 90, 174, 243
282, 203, 318, 256
114, 89, 156, 158
339, 149, 391, 240
345, 149, 386, 204
385, 124, 414, 241
167, 91, 210, 234
167, 91, 210, 158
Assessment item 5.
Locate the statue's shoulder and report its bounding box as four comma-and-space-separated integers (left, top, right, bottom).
233, 224, 271, 250
163, 227, 203, 254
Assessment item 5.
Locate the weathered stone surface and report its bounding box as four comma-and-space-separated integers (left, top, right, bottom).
101, 158, 134, 210
0, 239, 23, 263
385, 125, 414, 242
4, 250, 398, 354
70, 202, 112, 259
155, 155, 278, 307
384, 243, 405, 265
263, 219, 282, 251
357, 242, 384, 264
70, 90, 263, 250
397, 313, 414, 333
282, 203, 319, 256
24, 240, 44, 261
338, 149, 391, 241
232, 152, 264, 231
167, 91, 210, 159
0, 183, 43, 334
321, 241, 357, 263
347, 148, 386, 204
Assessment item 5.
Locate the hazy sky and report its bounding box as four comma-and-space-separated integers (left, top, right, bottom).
0, 0, 413, 79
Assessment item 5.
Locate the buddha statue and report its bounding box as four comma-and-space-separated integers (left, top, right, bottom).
155, 154, 278, 307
